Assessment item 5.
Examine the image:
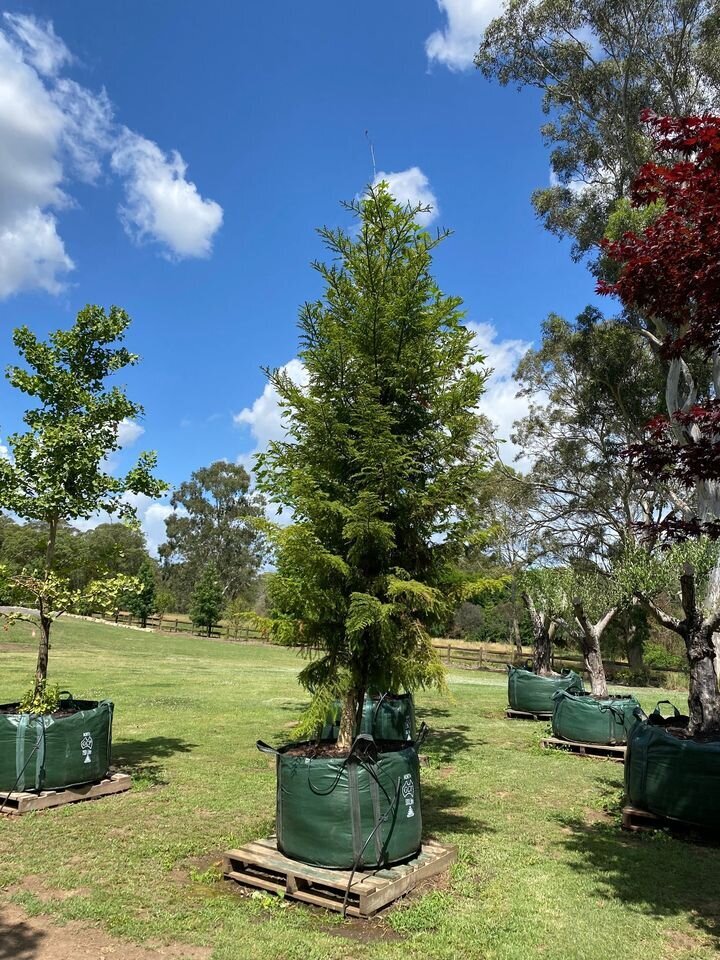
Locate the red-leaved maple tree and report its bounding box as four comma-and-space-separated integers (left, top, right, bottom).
600, 111, 720, 735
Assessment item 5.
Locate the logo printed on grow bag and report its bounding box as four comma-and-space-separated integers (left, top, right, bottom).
402, 773, 415, 818
80, 732, 93, 764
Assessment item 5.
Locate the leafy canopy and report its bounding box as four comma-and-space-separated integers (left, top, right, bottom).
0, 305, 166, 526
257, 184, 494, 736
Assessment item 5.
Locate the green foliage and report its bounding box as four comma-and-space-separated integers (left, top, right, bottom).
125, 560, 156, 627
18, 678, 60, 716
644, 643, 686, 673
512, 309, 669, 567
160, 460, 266, 603
0, 306, 166, 528
190, 562, 223, 636
257, 185, 495, 733
154, 587, 176, 619
615, 539, 720, 603
477, 0, 720, 264
0, 305, 165, 687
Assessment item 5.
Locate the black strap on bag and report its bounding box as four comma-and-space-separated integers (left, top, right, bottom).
256, 739, 280, 756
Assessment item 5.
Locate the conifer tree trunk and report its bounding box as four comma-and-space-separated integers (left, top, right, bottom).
337, 689, 361, 754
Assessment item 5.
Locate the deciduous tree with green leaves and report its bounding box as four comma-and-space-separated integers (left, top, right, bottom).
126, 559, 157, 628
257, 185, 495, 752
0, 305, 167, 694
190, 562, 223, 637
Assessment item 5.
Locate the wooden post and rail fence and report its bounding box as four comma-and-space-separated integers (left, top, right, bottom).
89, 610, 685, 686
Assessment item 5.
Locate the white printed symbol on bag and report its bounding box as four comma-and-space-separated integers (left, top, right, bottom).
80, 732, 93, 764
402, 774, 415, 818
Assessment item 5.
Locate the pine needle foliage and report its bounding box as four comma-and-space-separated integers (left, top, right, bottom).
256, 184, 493, 747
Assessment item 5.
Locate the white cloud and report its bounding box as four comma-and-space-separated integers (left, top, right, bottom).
0, 15, 222, 298
71, 491, 175, 556
116, 418, 144, 448
426, 0, 503, 71
467, 321, 535, 468
372, 167, 438, 225
234, 359, 308, 459
111, 128, 223, 259
3, 13, 72, 77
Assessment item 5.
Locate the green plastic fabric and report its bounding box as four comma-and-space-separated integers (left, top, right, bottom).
507, 666, 583, 714
321, 693, 416, 742
625, 707, 720, 827
552, 690, 641, 745
266, 740, 422, 869
0, 699, 113, 792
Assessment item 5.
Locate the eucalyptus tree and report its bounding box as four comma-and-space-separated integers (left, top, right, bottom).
477, 0, 720, 265
161, 460, 266, 602
257, 185, 496, 751
513, 308, 670, 566
0, 306, 166, 693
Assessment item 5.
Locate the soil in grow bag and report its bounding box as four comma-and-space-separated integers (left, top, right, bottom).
258, 733, 424, 870
0, 695, 113, 793
552, 690, 641, 745
507, 665, 583, 714
320, 692, 416, 742
625, 701, 720, 827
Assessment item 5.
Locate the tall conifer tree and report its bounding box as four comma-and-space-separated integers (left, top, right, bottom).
257, 185, 493, 750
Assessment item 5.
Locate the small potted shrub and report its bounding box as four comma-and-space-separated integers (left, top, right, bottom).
0, 306, 166, 794
254, 185, 495, 869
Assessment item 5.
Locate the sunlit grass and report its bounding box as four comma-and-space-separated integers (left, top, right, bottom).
0, 618, 716, 959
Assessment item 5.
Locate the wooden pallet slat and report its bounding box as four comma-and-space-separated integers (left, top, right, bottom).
505, 708, 552, 721
223, 837, 456, 917
0, 772, 131, 816
541, 736, 626, 762
621, 804, 719, 838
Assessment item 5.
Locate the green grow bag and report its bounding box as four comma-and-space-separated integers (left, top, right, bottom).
507, 665, 583, 714
321, 693, 416, 742
552, 690, 641, 745
625, 702, 720, 828
258, 736, 423, 869
0, 697, 113, 793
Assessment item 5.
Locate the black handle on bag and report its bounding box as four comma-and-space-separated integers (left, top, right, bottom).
256, 739, 280, 756
415, 721, 429, 747
652, 700, 680, 719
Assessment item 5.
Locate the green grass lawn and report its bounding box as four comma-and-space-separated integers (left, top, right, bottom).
1, 618, 718, 960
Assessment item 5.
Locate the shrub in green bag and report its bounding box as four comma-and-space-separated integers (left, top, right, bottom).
552, 690, 641, 745
258, 737, 423, 869
0, 698, 113, 793
625, 701, 720, 827
507, 665, 583, 714
321, 693, 416, 742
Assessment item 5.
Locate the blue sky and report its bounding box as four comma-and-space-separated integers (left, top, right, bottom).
0, 2, 600, 549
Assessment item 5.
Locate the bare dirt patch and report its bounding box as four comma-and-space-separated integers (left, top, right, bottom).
0, 904, 212, 960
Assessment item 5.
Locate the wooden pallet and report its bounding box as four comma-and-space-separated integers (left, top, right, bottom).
506, 708, 552, 721
0, 773, 131, 816
541, 736, 626, 762
223, 837, 456, 917
621, 804, 720, 839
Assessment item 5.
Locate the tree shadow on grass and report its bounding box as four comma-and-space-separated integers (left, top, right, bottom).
418, 708, 484, 763
422, 780, 495, 838
112, 736, 197, 786
0, 912, 45, 960
557, 815, 720, 946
